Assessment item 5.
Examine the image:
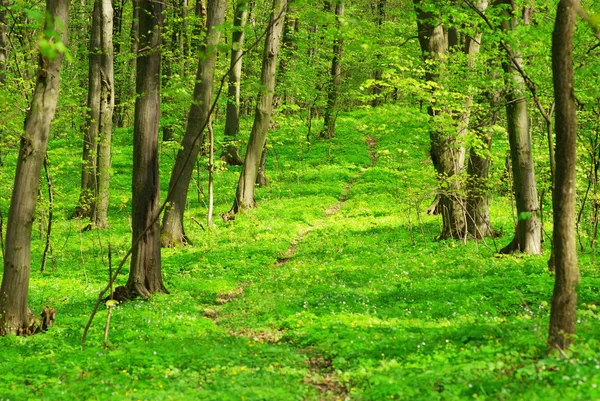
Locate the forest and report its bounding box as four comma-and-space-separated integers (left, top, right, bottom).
0, 0, 599, 399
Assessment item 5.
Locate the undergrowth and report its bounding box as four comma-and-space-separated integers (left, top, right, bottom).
0, 105, 599, 400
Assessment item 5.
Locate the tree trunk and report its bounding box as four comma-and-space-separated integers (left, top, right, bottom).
161, 0, 226, 248
74, 1, 102, 219
0, 0, 68, 336
371, 0, 386, 107
126, 0, 167, 298
221, 0, 249, 166
464, 0, 493, 239
256, 140, 268, 187
233, 0, 287, 213
0, 0, 7, 83
413, 0, 467, 239
94, 0, 114, 228
498, 2, 541, 254
548, 0, 579, 352
321, 0, 344, 139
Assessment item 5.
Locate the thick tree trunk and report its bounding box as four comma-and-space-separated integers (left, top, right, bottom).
233, 0, 287, 213
126, 0, 167, 298
321, 1, 344, 139
256, 140, 268, 187
467, 126, 493, 238
74, 2, 102, 219
221, 0, 249, 166
95, 0, 114, 228
498, 3, 541, 255
548, 0, 579, 352
413, 0, 467, 239
0, 0, 68, 336
161, 0, 226, 248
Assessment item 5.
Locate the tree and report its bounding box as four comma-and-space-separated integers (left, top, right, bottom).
221, 0, 250, 166
497, 0, 542, 254
95, 0, 114, 229
320, 0, 344, 139
161, 0, 227, 248
126, 0, 167, 297
371, 0, 386, 107
74, 0, 114, 229
0, 0, 6, 84
232, 0, 287, 213
548, 0, 579, 352
413, 0, 468, 239
0, 0, 69, 335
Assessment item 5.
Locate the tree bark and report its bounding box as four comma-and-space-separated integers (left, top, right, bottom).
94, 0, 115, 228
161, 0, 226, 248
498, 2, 541, 254
321, 0, 344, 139
233, 0, 287, 213
0, 0, 68, 336
126, 0, 167, 298
221, 0, 249, 166
74, 1, 102, 219
413, 0, 467, 239
464, 0, 493, 239
548, 0, 579, 352
0, 0, 7, 83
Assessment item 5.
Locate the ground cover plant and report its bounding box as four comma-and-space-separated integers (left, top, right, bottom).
1, 105, 600, 400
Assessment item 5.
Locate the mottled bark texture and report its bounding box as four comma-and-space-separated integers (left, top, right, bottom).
464, 0, 493, 239
498, 1, 541, 254
95, 0, 114, 229
321, 0, 344, 139
233, 0, 287, 212
0, 0, 68, 336
413, 0, 467, 239
221, 0, 249, 166
126, 0, 167, 297
161, 0, 226, 248
74, 0, 114, 228
549, 0, 579, 352
74, 1, 102, 219
0, 0, 7, 83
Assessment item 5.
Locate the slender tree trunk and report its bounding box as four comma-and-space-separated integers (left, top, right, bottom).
371, 0, 386, 107
413, 0, 467, 239
498, 2, 541, 254
112, 0, 125, 125
161, 0, 226, 248
0, 0, 7, 83
321, 0, 344, 139
95, 0, 114, 228
0, 0, 7, 167
233, 0, 287, 213
74, 1, 102, 218
221, 0, 249, 166
548, 0, 579, 352
464, 0, 493, 238
126, 0, 167, 298
0, 0, 68, 336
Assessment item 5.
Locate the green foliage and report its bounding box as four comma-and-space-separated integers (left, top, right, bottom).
1, 106, 600, 399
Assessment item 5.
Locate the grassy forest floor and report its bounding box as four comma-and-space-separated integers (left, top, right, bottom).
1, 105, 600, 400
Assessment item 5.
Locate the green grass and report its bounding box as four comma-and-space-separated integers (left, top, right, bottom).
1, 105, 600, 400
